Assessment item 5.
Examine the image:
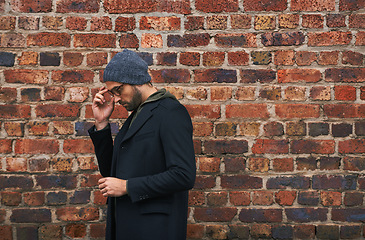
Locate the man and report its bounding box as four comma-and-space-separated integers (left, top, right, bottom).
88, 49, 196, 240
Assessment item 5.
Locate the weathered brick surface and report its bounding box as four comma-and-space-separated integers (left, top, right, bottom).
0, 0, 364, 239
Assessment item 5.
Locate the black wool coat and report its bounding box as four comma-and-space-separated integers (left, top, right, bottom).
89, 97, 196, 240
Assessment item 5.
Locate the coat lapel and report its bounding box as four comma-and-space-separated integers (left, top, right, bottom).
121, 101, 158, 144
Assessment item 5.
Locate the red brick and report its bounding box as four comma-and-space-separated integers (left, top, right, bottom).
248, 157, 270, 172
11, 0, 52, 12
215, 122, 236, 136
195, 69, 237, 83
187, 225, 204, 239
186, 87, 207, 100
15, 139, 59, 154
255, 15, 276, 30
228, 51, 249, 65
240, 69, 276, 83
119, 33, 139, 48
180, 52, 200, 66
323, 104, 361, 118
185, 16, 204, 31
66, 16, 87, 30
85, 104, 128, 120
226, 104, 269, 119
195, 0, 238, 12
340, 0, 365, 11
1, 192, 21, 206
194, 176, 216, 189
86, 52, 107, 67
318, 51, 339, 65
221, 175, 262, 189
275, 191, 296, 206
231, 15, 251, 29
80, 173, 102, 188
90, 17, 112, 31
349, 14, 365, 28
321, 191, 342, 206
18, 16, 39, 30
274, 50, 295, 65
53, 122, 73, 135
65, 223, 86, 238
284, 86, 306, 101
4, 122, 24, 136
224, 157, 245, 172
229, 191, 250, 206
115, 17, 136, 32
90, 224, 106, 238
203, 52, 225, 66
0, 0, 4, 12
4, 69, 48, 84
308, 31, 352, 46
0, 226, 12, 240
56, 207, 99, 221
235, 87, 256, 100
252, 191, 274, 205
194, 207, 237, 222
44, 87, 65, 101
276, 104, 320, 119
310, 86, 331, 101
42, 16, 62, 30
273, 158, 294, 172
291, 140, 335, 154
56, 0, 99, 13
0, 139, 11, 154
325, 68, 365, 82
18, 51, 38, 65
0, 105, 31, 119
0, 16, 15, 30
193, 122, 213, 137
0, 87, 16, 102
140, 16, 180, 31
36, 104, 80, 118
291, 0, 335, 11
339, 139, 365, 154
64, 139, 94, 154
356, 32, 365, 46
239, 209, 282, 223
211, 87, 232, 101
141, 33, 162, 48
262, 32, 304, 46
28, 121, 49, 136
279, 14, 299, 28
204, 140, 248, 154
0, 33, 25, 47
243, 0, 286, 11
344, 157, 365, 171
52, 70, 94, 83
150, 69, 190, 83
334, 85, 356, 101
342, 51, 364, 65
206, 15, 228, 30
74, 34, 116, 48
27, 32, 70, 47
361, 87, 365, 100
63, 52, 83, 67
207, 192, 228, 206
251, 224, 272, 238
156, 52, 177, 66
104, 0, 191, 14
199, 157, 220, 173
327, 14, 346, 28
302, 14, 324, 28
252, 139, 289, 154
24, 192, 45, 206
39, 225, 62, 239
215, 33, 257, 48
278, 69, 321, 83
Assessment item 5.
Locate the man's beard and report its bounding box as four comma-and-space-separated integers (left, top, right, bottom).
120, 86, 142, 111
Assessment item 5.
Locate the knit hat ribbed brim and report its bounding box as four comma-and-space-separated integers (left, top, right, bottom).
103, 49, 151, 85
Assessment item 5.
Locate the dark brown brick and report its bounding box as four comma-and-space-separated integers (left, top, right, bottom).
195, 0, 238, 12
243, 0, 286, 11
56, 0, 99, 13
11, 0, 52, 12
262, 32, 304, 46
194, 207, 237, 222
239, 209, 282, 223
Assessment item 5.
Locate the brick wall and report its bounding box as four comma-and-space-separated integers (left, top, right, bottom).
0, 0, 364, 239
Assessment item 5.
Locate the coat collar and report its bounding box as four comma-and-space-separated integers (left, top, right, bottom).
121, 100, 160, 143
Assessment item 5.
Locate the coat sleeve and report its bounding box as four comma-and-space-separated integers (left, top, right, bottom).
88, 125, 114, 177
127, 104, 196, 203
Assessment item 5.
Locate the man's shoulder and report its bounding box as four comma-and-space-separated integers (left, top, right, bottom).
157, 97, 183, 110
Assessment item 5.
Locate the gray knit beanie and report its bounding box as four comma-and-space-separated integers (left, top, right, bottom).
103, 49, 151, 85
